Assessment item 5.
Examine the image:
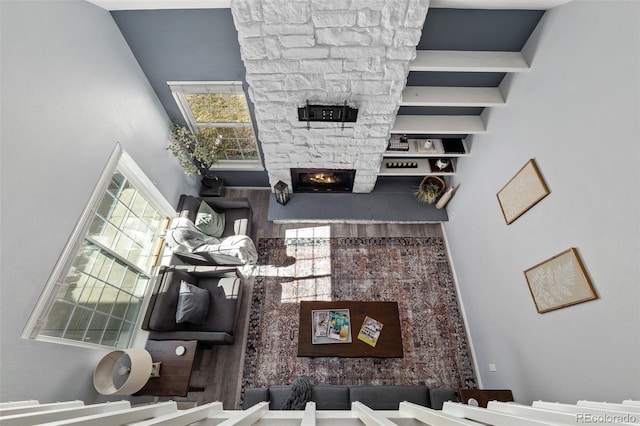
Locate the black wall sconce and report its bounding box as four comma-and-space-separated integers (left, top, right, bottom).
274, 180, 290, 205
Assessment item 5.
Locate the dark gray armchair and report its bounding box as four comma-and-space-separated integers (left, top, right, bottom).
141, 266, 243, 346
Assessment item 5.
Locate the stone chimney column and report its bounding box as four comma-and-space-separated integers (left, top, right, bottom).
231, 0, 429, 193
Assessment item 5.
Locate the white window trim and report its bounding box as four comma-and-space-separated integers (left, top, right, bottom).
21, 144, 176, 349
168, 81, 264, 171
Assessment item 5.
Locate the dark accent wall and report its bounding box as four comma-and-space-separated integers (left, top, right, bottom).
406, 71, 506, 87
111, 9, 270, 187
419, 8, 545, 51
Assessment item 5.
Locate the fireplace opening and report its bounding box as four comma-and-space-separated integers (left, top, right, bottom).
291, 168, 356, 193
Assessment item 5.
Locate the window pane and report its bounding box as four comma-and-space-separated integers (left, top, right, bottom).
75, 277, 104, 309
40, 300, 74, 338
113, 291, 132, 318
84, 312, 109, 344
173, 84, 261, 167
63, 307, 93, 341
186, 93, 250, 123
124, 297, 143, 322
102, 317, 123, 347
33, 162, 166, 348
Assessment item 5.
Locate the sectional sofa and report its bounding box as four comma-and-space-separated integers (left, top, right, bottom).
243, 384, 458, 410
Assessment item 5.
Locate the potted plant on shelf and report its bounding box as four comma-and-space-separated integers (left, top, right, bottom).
168, 124, 223, 187
415, 176, 446, 204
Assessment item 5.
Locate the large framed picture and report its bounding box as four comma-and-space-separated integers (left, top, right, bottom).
524, 248, 598, 313
497, 159, 550, 224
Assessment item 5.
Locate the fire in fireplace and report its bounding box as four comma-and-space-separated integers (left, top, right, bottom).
291, 168, 356, 193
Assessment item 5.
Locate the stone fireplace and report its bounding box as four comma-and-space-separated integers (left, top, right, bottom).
231, 0, 430, 193
291, 168, 356, 193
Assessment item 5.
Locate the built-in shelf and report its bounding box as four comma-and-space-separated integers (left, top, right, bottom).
401, 86, 505, 107
410, 50, 530, 73
379, 157, 456, 176
391, 115, 486, 134
384, 138, 470, 158
379, 138, 468, 177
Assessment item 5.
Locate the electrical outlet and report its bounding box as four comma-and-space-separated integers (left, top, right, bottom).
449, 211, 455, 220
489, 363, 497, 372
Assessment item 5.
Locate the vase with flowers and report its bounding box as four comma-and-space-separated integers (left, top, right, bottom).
168, 124, 223, 187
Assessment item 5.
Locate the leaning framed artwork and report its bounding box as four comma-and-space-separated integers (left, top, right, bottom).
497, 159, 550, 224
524, 248, 598, 314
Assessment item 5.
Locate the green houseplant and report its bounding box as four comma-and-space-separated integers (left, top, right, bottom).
168, 124, 222, 179
415, 176, 446, 204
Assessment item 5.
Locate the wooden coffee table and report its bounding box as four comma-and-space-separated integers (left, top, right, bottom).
298, 301, 403, 358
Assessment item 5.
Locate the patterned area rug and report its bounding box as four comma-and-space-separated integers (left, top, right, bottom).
242, 236, 477, 394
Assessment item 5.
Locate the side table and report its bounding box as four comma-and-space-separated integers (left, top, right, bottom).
199, 180, 225, 197
457, 389, 514, 408
134, 340, 200, 397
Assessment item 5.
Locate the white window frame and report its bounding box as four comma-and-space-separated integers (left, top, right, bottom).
168, 81, 263, 171
21, 144, 176, 349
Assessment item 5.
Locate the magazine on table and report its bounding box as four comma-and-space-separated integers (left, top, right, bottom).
328, 310, 351, 341
313, 310, 330, 337
357, 316, 384, 347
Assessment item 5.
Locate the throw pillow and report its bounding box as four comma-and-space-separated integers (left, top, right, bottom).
195, 201, 226, 238
175, 281, 210, 324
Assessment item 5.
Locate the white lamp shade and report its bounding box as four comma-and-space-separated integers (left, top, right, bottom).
93, 348, 153, 395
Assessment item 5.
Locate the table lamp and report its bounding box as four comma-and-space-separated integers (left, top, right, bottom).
93, 348, 158, 395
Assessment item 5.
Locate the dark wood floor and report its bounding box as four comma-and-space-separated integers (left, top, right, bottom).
167, 188, 444, 409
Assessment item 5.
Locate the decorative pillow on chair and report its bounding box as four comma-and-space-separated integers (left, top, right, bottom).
176, 281, 210, 324
195, 201, 226, 238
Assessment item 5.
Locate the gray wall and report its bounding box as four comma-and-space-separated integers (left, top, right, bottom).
0, 0, 197, 403
111, 9, 270, 187
444, 1, 640, 404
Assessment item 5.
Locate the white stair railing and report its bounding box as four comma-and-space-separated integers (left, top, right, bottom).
35, 401, 177, 426
443, 401, 557, 425
128, 402, 223, 426
0, 400, 40, 409
0, 401, 130, 426
533, 400, 640, 424
2, 398, 638, 425
399, 401, 483, 425
0, 401, 84, 416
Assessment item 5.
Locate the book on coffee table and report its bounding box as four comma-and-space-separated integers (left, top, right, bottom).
357, 316, 384, 347
313, 311, 330, 337
311, 309, 352, 344
328, 310, 351, 341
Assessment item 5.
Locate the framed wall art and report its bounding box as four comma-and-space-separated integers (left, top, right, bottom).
524, 248, 598, 314
497, 159, 550, 224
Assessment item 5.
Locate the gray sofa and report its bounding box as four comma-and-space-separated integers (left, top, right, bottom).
141, 266, 243, 345
243, 384, 458, 410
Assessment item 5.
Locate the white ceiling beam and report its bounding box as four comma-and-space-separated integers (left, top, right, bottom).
85, 0, 230, 11
86, 0, 571, 11
430, 0, 572, 9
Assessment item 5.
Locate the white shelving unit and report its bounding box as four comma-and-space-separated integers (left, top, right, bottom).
379, 138, 469, 177
391, 115, 486, 134
410, 50, 530, 73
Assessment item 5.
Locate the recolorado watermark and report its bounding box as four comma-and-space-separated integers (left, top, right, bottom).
576, 413, 637, 424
